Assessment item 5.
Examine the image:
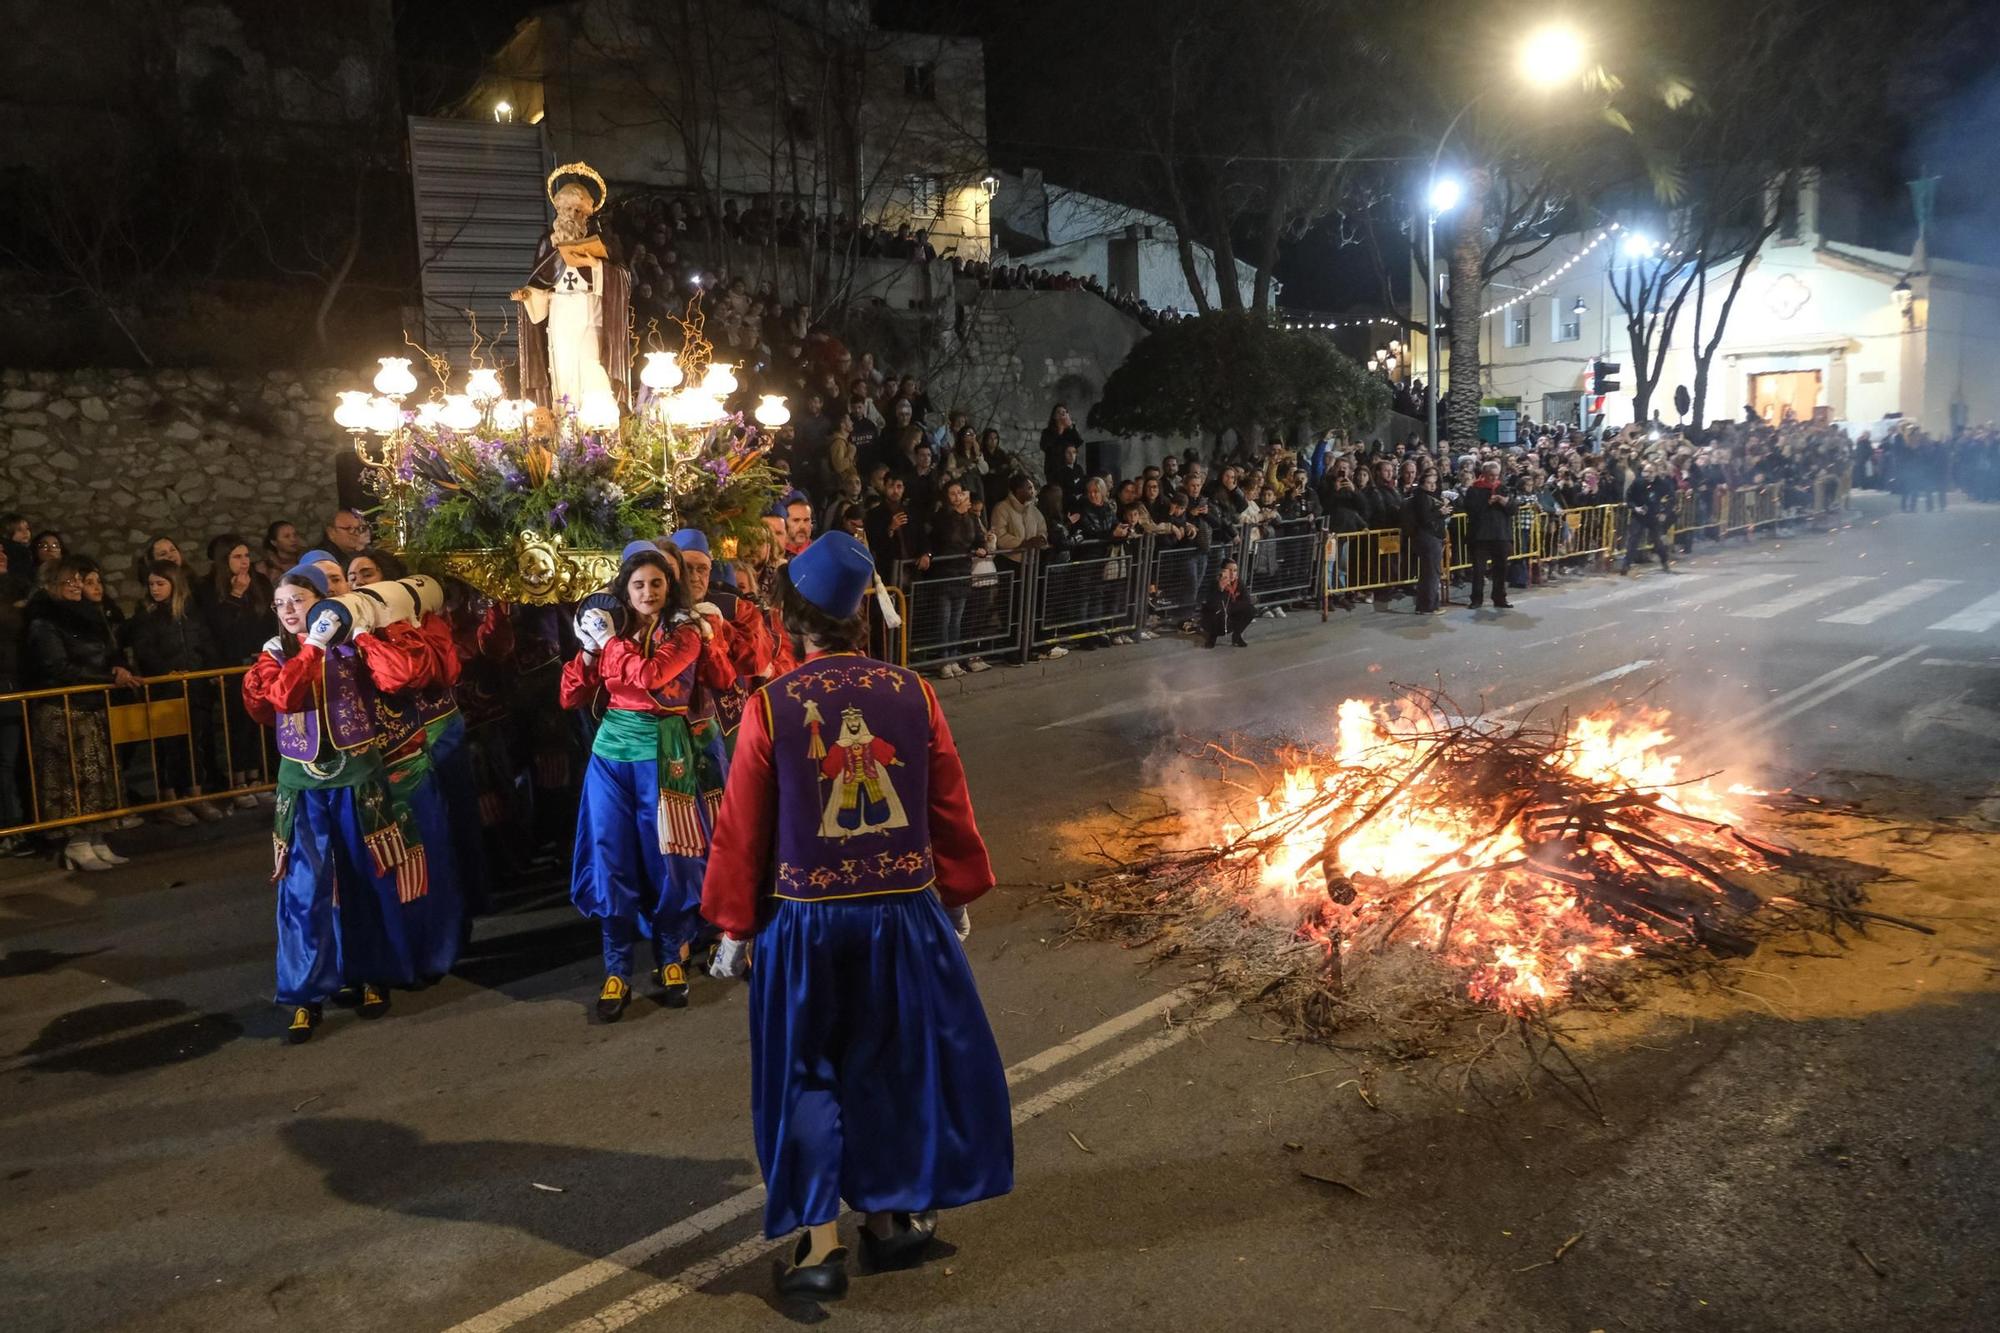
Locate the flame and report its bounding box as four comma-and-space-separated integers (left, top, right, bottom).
1214, 700, 1761, 1013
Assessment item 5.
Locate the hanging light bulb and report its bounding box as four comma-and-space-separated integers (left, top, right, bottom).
700, 362, 738, 397
579, 389, 622, 432
464, 367, 504, 403
753, 394, 791, 428
333, 391, 372, 432
491, 398, 528, 432
366, 395, 402, 435
639, 352, 685, 392
373, 357, 418, 399
441, 394, 482, 431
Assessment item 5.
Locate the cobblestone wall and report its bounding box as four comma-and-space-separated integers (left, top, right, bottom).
1, 367, 349, 594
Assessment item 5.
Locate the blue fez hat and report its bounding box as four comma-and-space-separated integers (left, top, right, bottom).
668, 528, 710, 557
285, 562, 330, 595
789, 531, 875, 618
620, 539, 661, 564
299, 548, 341, 570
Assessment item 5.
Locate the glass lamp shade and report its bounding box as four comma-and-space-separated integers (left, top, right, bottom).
753, 394, 791, 428
699, 363, 738, 397
366, 396, 403, 435
373, 357, 418, 398
464, 367, 504, 403
491, 398, 529, 432
414, 401, 445, 430
667, 391, 726, 428
334, 391, 372, 431
639, 352, 685, 391
441, 394, 482, 432
578, 389, 623, 432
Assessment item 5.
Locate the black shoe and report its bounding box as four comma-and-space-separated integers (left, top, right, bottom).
1493, 601, 1512, 609
285, 1004, 322, 1044
330, 985, 362, 1008
596, 975, 630, 1022
1201, 636, 1216, 649
859, 1211, 938, 1272
357, 983, 390, 1019
657, 962, 689, 1008
1468, 601, 1482, 610
774, 1235, 850, 1300
1230, 633, 1248, 647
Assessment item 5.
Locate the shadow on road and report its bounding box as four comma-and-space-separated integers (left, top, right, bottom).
281, 1117, 752, 1256
15, 997, 244, 1074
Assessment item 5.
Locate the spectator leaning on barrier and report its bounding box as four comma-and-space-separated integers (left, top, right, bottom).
124, 559, 223, 825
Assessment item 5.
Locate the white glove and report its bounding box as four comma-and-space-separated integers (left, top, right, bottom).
305, 609, 342, 650
948, 904, 971, 943
710, 935, 747, 979
576, 608, 613, 649
262, 635, 285, 660
692, 601, 723, 621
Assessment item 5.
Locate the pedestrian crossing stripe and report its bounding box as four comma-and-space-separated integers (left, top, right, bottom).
1818, 578, 1961, 625
1927, 590, 2000, 634
1731, 575, 1878, 620
1632, 571, 1787, 611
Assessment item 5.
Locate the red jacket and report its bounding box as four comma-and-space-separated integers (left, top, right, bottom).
557, 617, 733, 714
240, 630, 442, 727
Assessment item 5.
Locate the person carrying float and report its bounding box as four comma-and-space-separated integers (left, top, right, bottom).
701, 531, 1013, 1300
562, 540, 734, 1020
241, 566, 459, 1043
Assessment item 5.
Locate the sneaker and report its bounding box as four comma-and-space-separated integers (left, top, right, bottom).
964, 657, 990, 673
1041, 645, 1069, 659
938, 662, 965, 679
1110, 634, 1133, 646
1275, 606, 1289, 618
1137, 630, 1157, 641
192, 801, 225, 823
232, 793, 260, 811
162, 806, 198, 828
116, 814, 144, 830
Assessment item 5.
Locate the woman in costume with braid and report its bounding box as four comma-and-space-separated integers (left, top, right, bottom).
561, 541, 733, 1020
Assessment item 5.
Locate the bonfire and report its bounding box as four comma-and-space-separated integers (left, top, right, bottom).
1055, 688, 1899, 1045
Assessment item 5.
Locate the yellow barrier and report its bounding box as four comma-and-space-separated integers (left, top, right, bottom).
1, 666, 274, 839
1322, 526, 1415, 601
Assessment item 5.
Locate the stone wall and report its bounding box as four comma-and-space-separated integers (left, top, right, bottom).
1, 367, 350, 596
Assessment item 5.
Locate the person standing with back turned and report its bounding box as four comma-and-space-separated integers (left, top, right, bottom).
701, 531, 1013, 1302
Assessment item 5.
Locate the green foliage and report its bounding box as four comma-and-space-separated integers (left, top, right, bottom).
1088, 314, 1389, 440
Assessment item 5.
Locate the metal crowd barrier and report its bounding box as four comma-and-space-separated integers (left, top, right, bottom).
1147, 540, 1229, 626
1031, 544, 1147, 647
0, 666, 275, 839
1241, 524, 1323, 609
896, 555, 1028, 668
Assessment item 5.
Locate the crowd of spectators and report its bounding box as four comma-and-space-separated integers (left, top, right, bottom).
950, 259, 1188, 328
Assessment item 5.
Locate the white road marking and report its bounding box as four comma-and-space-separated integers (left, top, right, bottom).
1568, 573, 1710, 608
1922, 657, 2000, 669
1730, 574, 1878, 620
1739, 646, 1929, 735
1634, 571, 1788, 612
555, 1000, 1242, 1333
1485, 660, 1656, 720
444, 984, 1203, 1333
1733, 655, 1878, 727
1927, 590, 2000, 634
1818, 578, 1960, 625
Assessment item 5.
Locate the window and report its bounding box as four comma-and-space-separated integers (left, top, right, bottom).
1503, 307, 1531, 348
1551, 297, 1582, 343
906, 175, 946, 218
903, 63, 936, 100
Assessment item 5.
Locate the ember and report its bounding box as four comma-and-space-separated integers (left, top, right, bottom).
1056, 688, 1865, 1027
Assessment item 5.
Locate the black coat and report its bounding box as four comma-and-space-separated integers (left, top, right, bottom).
1402, 488, 1450, 541
1460, 482, 1519, 545
1362, 481, 1403, 531
197, 578, 278, 665
123, 603, 218, 677
22, 593, 122, 704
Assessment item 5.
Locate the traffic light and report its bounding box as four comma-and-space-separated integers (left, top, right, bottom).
1592, 360, 1622, 395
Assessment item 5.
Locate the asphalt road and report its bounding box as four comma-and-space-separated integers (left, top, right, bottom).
4, 491, 1997, 1333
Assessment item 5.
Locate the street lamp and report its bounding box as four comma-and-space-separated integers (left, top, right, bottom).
1423, 25, 1592, 454
1621, 232, 1656, 259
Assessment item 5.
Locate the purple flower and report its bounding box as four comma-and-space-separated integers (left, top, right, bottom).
548, 501, 571, 528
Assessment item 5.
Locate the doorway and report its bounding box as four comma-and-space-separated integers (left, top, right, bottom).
1750, 370, 1823, 425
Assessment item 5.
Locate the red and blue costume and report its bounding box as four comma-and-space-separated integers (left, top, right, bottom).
702, 648, 1014, 1239
562, 614, 734, 980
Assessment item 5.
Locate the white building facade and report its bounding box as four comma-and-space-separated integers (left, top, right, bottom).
1467, 197, 2000, 436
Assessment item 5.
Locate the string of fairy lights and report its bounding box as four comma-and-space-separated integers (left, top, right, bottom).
1480, 221, 1622, 319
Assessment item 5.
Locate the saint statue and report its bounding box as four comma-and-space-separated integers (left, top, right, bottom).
512, 162, 632, 411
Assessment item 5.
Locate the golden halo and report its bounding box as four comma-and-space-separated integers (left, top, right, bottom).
546, 161, 608, 210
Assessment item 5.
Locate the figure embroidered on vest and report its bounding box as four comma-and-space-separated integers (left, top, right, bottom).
816, 703, 907, 836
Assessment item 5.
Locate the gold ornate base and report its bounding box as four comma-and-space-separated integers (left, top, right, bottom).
412, 530, 620, 605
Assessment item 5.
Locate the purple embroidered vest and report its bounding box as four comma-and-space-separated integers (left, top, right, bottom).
764, 655, 934, 901
275, 646, 379, 762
